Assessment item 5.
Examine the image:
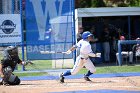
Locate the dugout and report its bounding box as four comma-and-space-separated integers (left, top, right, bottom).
75, 7, 140, 63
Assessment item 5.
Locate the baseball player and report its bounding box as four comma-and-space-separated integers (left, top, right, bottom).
59, 31, 101, 83
0, 46, 29, 85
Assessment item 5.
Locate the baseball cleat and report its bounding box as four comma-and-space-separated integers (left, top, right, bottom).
0, 81, 3, 85
59, 73, 65, 83
84, 76, 92, 81
0, 80, 8, 86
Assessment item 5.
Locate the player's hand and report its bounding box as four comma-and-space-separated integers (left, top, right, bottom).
96, 53, 101, 57
22, 61, 34, 66
66, 50, 72, 54
22, 61, 28, 66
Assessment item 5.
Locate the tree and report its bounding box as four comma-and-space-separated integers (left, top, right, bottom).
75, 0, 106, 8
75, 0, 140, 8
91, 0, 106, 7
129, 0, 140, 6
75, 0, 92, 8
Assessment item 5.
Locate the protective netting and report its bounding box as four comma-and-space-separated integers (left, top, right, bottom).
25, 0, 75, 60
0, 0, 75, 72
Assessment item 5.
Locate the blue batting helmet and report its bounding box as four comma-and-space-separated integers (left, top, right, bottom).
82, 31, 93, 40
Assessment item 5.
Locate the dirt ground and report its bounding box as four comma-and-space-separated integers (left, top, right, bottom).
0, 76, 140, 93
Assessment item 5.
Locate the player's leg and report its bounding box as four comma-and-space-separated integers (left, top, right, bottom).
1, 66, 20, 85
59, 56, 84, 83
2, 66, 13, 85
84, 58, 96, 81
8, 75, 20, 85
2, 66, 20, 85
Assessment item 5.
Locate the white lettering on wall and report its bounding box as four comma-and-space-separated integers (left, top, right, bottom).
30, 0, 65, 40
27, 44, 71, 53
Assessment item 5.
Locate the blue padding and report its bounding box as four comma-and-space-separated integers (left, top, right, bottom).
49, 90, 140, 93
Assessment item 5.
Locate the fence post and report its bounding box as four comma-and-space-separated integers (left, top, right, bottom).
20, 0, 25, 71
118, 40, 122, 66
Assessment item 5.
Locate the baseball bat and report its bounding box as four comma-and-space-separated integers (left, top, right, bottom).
40, 51, 67, 54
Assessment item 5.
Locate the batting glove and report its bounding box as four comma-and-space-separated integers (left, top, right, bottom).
22, 61, 28, 66
95, 53, 101, 57
66, 50, 72, 54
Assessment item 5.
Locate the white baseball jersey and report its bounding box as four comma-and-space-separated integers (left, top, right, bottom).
76, 39, 92, 58
70, 39, 96, 75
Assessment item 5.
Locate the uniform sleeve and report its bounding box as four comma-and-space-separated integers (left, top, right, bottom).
75, 40, 82, 48
13, 56, 22, 64
17, 57, 22, 64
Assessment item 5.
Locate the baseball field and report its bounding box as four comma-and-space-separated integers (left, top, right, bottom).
0, 74, 140, 93
0, 60, 140, 93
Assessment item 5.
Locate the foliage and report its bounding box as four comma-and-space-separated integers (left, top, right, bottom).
128, 0, 140, 6
75, 0, 140, 8
109, 0, 140, 7
75, 0, 92, 8
91, 0, 106, 7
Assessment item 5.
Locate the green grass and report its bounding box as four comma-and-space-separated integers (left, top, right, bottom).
13, 65, 140, 77
17, 60, 52, 71
14, 72, 48, 77
78, 65, 140, 74
1, 50, 140, 77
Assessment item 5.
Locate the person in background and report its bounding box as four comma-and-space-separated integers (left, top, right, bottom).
101, 27, 111, 63
76, 26, 84, 56
77, 26, 84, 42
109, 28, 120, 62
132, 37, 140, 62
116, 36, 133, 64
90, 26, 98, 53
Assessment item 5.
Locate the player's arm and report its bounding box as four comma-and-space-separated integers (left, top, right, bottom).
17, 58, 28, 66
18, 58, 33, 66
69, 45, 77, 51
66, 45, 77, 54
19, 61, 26, 65
66, 40, 82, 54
19, 60, 31, 66
17, 57, 24, 65
88, 52, 101, 57
86, 45, 101, 58
15, 56, 31, 66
